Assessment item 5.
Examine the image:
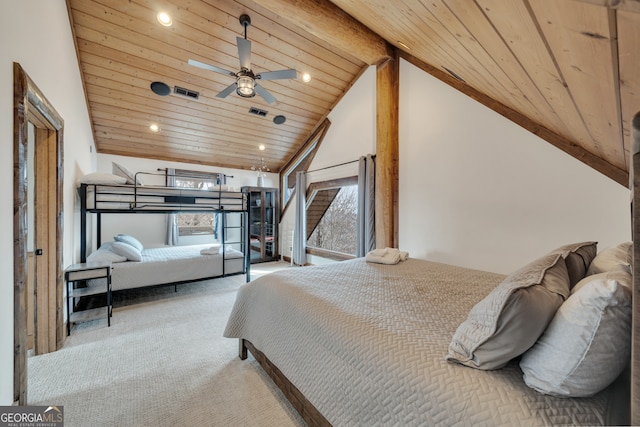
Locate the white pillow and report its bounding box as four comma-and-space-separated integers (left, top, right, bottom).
587, 242, 632, 275
520, 268, 631, 397
111, 241, 142, 262
79, 172, 127, 185
86, 246, 127, 264
112, 162, 143, 185
114, 234, 144, 252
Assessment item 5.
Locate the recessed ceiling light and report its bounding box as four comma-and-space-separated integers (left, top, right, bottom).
157, 12, 172, 27
302, 73, 311, 83
259, 144, 266, 151
149, 124, 160, 132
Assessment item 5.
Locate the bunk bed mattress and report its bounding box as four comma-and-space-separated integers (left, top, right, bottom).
84, 184, 245, 211
224, 258, 613, 426
111, 245, 244, 291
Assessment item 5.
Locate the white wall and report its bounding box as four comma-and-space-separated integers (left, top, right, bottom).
280, 66, 376, 262
284, 59, 630, 273
398, 59, 630, 274
94, 154, 276, 250
1, 1, 97, 404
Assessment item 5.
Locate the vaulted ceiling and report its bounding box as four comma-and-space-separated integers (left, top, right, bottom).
67, 0, 640, 185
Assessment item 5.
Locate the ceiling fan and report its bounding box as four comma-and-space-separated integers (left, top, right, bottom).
188, 14, 297, 105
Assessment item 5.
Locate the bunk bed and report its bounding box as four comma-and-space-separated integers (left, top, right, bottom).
224, 113, 640, 426
77, 170, 251, 287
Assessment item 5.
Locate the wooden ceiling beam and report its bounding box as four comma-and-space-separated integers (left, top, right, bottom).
249, 0, 390, 65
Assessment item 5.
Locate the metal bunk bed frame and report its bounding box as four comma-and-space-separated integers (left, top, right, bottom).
77, 171, 251, 283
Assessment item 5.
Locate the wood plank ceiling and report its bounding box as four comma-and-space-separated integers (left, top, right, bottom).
67, 0, 640, 184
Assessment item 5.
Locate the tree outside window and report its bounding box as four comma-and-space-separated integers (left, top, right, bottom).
307, 184, 358, 256
172, 171, 222, 236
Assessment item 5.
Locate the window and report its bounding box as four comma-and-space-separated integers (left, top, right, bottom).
280, 119, 330, 208
306, 177, 358, 258
168, 169, 224, 236
177, 213, 215, 236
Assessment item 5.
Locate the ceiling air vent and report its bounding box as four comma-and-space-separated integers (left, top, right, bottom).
173, 86, 200, 99
248, 106, 268, 117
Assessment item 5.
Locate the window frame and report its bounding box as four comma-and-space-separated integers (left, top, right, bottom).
305, 176, 358, 261
168, 169, 225, 237
280, 119, 330, 214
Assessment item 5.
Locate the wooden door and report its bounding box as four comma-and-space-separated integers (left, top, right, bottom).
14, 63, 64, 405
33, 124, 59, 354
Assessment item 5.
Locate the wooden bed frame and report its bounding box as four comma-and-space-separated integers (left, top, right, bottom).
240, 111, 640, 426
240, 339, 331, 427
631, 110, 640, 424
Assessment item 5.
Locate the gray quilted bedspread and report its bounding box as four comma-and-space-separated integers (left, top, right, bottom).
224, 258, 613, 426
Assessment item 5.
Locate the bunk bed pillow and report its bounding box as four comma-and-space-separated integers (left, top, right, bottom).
79, 172, 127, 185
86, 242, 127, 264
111, 241, 143, 262
112, 162, 143, 186
114, 234, 144, 252
549, 241, 598, 288
446, 252, 569, 370
520, 267, 631, 397
587, 242, 632, 275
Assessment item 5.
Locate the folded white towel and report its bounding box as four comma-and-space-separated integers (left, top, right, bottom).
366, 252, 400, 264
200, 245, 220, 255
369, 248, 388, 257
365, 247, 409, 265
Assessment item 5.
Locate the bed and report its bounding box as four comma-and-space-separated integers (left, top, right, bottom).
79, 183, 245, 212
224, 246, 630, 426
87, 242, 246, 291
77, 166, 251, 284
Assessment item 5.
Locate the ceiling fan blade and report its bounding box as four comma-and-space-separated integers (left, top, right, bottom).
236, 37, 252, 70
188, 59, 236, 77
254, 83, 277, 104
216, 82, 238, 99
258, 69, 297, 81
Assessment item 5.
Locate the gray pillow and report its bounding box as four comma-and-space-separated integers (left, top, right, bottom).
446, 253, 570, 370
550, 241, 597, 288
111, 241, 142, 262
114, 234, 144, 252
520, 268, 631, 397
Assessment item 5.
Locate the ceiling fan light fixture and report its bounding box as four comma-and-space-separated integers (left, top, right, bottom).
236, 75, 255, 97
188, 14, 296, 104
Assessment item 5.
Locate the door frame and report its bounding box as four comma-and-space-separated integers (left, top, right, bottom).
13, 62, 64, 404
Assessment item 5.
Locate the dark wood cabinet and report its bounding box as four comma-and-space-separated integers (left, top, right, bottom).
243, 186, 279, 263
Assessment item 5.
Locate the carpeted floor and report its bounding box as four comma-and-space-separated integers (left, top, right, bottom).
28, 262, 305, 427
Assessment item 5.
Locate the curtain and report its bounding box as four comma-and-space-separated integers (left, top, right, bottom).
356, 154, 376, 257
165, 168, 178, 246
292, 171, 307, 266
